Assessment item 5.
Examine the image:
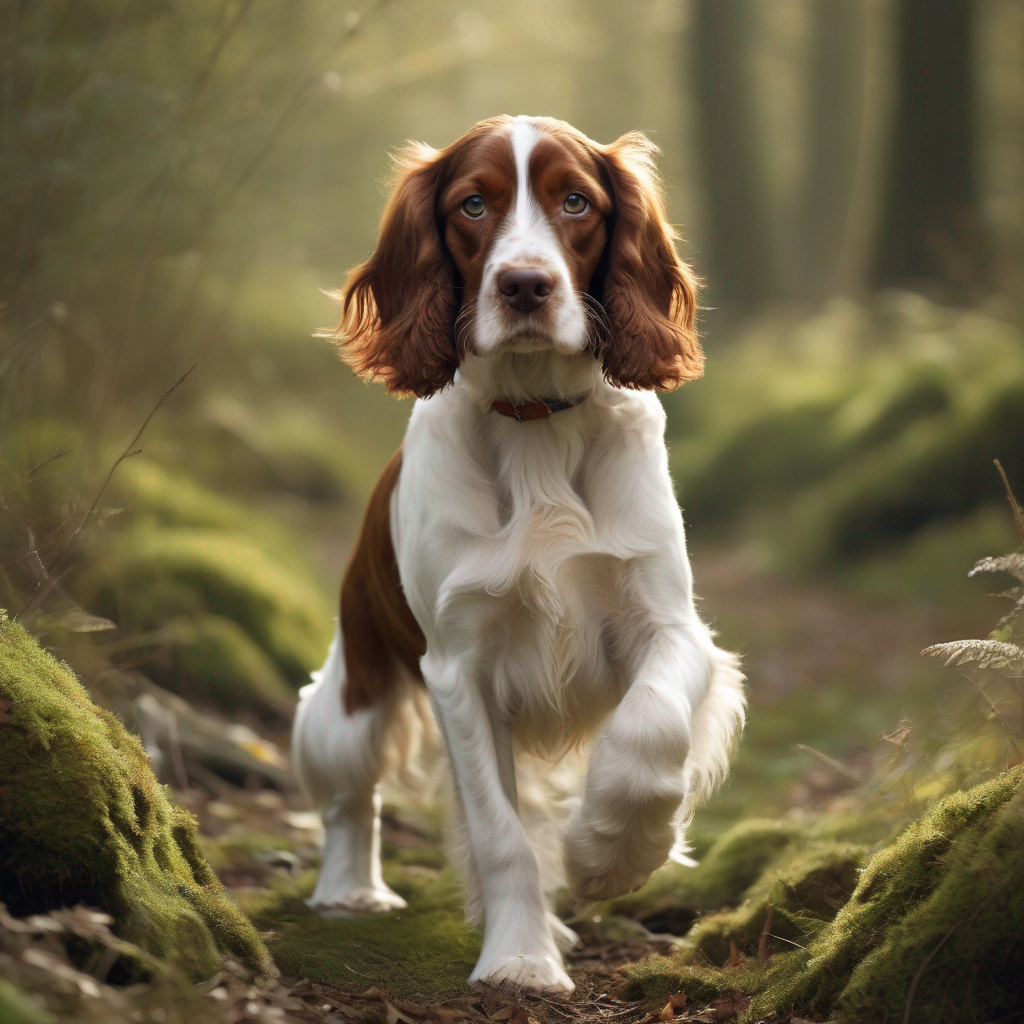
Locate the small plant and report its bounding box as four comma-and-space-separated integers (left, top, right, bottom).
922, 460, 1024, 774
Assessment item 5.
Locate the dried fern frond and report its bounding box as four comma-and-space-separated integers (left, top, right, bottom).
922, 639, 1024, 672
969, 552, 1024, 583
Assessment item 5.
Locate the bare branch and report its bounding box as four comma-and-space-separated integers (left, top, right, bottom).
994, 458, 1024, 545
19, 365, 196, 618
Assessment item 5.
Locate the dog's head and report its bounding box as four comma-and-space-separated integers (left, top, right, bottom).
327, 115, 702, 397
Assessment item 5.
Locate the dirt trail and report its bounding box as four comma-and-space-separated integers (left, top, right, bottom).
155, 550, 999, 1022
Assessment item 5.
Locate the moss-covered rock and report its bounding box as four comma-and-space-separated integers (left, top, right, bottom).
683, 841, 866, 966
84, 527, 332, 684
622, 767, 1024, 1024
162, 614, 296, 717
0, 612, 276, 983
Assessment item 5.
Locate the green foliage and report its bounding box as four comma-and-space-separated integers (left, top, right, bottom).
0, 980, 53, 1024
668, 295, 1024, 577
241, 867, 481, 998
0, 613, 274, 983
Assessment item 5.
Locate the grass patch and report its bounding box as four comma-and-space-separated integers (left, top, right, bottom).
241, 867, 480, 997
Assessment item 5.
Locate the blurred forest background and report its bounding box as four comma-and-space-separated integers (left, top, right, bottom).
3, 0, 1024, 1016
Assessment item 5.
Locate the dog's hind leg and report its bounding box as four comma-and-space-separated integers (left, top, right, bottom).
291, 626, 408, 916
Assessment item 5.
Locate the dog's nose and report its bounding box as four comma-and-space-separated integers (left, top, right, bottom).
498, 268, 554, 312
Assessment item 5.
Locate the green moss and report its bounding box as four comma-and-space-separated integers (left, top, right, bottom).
621, 768, 1024, 1024
682, 842, 865, 966
113, 458, 305, 564
201, 831, 301, 873
85, 527, 332, 683
621, 960, 754, 1005
163, 614, 296, 716
0, 614, 275, 983
241, 866, 480, 998
0, 981, 53, 1024
754, 767, 1024, 1023
606, 818, 803, 922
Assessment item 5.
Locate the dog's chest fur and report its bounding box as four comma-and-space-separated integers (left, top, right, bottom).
451, 417, 639, 743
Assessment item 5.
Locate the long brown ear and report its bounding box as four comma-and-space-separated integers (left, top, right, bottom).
595, 133, 703, 391
323, 143, 458, 398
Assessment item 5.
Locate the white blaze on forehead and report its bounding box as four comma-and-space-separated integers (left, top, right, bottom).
472, 116, 589, 357
492, 117, 558, 261
510, 117, 542, 233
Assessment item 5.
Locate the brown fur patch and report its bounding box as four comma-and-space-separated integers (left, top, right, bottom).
340, 449, 425, 714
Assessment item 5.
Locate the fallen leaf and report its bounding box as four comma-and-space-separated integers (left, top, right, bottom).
489, 1006, 515, 1021
384, 999, 416, 1024
658, 993, 687, 1020
391, 999, 428, 1018
427, 1008, 470, 1023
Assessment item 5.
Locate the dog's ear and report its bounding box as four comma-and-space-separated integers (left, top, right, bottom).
325, 143, 458, 398
593, 133, 703, 391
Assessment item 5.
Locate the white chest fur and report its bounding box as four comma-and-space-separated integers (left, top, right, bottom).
396, 382, 670, 747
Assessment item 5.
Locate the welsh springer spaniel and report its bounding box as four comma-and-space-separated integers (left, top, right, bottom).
292, 115, 745, 994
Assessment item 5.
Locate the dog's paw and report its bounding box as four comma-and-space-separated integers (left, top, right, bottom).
563, 811, 660, 901
306, 886, 407, 917
470, 953, 574, 994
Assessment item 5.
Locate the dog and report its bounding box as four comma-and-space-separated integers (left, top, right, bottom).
292, 115, 745, 994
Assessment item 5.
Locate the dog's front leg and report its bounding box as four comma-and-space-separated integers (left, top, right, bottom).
424, 652, 573, 994
565, 625, 708, 901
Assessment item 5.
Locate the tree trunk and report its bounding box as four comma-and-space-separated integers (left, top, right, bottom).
690, 0, 776, 317
871, 0, 986, 295
800, 1, 871, 298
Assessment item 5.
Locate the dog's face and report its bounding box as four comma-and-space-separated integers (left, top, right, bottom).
328, 115, 703, 396
439, 119, 611, 358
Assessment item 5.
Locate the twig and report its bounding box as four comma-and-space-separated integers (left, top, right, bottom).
792, 742, 861, 783
758, 906, 774, 962
902, 925, 955, 1024
19, 364, 195, 617
994, 459, 1024, 545
185, 0, 259, 113
343, 963, 377, 981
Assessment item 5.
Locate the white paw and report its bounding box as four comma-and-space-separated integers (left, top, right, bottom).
306, 886, 407, 917
547, 912, 580, 953
470, 953, 574, 994
563, 812, 662, 901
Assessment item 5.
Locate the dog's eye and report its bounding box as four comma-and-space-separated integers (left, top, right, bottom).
462, 195, 486, 218
563, 193, 588, 214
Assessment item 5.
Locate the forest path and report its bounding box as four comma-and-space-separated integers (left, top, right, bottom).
185, 545, 995, 1024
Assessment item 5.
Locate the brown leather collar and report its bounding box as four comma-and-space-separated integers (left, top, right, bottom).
491, 393, 590, 422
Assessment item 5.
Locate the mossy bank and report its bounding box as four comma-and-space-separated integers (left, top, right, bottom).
623, 767, 1024, 1023
0, 611, 275, 983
